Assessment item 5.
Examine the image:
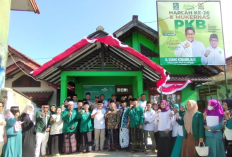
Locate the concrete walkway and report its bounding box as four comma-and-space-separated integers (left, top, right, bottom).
58, 150, 157, 157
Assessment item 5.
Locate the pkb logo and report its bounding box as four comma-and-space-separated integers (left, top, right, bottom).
173, 3, 179, 10
198, 3, 204, 10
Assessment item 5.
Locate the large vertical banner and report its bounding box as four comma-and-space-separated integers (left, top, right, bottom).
157, 1, 226, 65
0, 0, 11, 92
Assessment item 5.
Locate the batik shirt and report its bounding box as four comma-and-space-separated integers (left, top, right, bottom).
105, 108, 120, 129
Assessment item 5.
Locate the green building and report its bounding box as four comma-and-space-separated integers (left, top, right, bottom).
33, 16, 222, 110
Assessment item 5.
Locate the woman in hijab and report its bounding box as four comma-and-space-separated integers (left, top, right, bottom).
223, 98, 232, 157
50, 104, 57, 115
49, 107, 64, 156
62, 99, 69, 111
48, 104, 57, 155
181, 100, 204, 157
171, 102, 186, 157
20, 104, 36, 157
203, 99, 225, 157
171, 104, 179, 151
156, 100, 173, 157
153, 103, 159, 150
4, 106, 23, 157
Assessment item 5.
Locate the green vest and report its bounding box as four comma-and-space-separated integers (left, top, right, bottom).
126, 105, 144, 128
62, 109, 78, 133
77, 111, 93, 133
182, 111, 205, 140
34, 110, 51, 133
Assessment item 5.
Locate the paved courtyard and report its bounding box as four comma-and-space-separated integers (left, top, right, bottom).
59, 150, 157, 157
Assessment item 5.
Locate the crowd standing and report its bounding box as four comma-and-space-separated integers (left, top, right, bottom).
0, 92, 231, 157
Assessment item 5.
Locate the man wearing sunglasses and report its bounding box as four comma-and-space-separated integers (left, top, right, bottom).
34, 104, 51, 157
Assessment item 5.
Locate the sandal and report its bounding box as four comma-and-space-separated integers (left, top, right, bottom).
143, 149, 148, 154
131, 150, 135, 153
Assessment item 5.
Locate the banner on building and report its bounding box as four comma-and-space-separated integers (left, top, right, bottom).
83, 85, 115, 101
157, 1, 225, 65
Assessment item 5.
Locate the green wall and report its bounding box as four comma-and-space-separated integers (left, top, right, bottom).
181, 84, 196, 104
72, 76, 136, 100
123, 31, 197, 102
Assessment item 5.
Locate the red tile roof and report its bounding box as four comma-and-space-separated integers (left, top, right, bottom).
29, 0, 40, 14
22, 91, 54, 106
8, 45, 41, 69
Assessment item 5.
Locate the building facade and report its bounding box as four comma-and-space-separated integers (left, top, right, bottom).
32, 16, 222, 110
5, 46, 57, 106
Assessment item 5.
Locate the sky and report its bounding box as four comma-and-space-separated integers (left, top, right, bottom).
8, 0, 157, 65
8, 0, 232, 65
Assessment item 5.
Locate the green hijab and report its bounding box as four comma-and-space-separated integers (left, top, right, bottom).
173, 104, 179, 115
179, 102, 186, 117
50, 104, 57, 114
63, 98, 69, 110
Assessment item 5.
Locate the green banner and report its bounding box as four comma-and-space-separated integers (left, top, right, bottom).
157, 1, 226, 65
83, 85, 115, 101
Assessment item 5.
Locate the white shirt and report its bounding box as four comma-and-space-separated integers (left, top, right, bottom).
102, 100, 108, 109
171, 114, 179, 137
143, 110, 155, 131
87, 100, 93, 106
201, 46, 225, 65
50, 114, 63, 135
91, 108, 106, 129
0, 114, 4, 142
138, 101, 147, 111
115, 104, 122, 110
153, 111, 159, 133
157, 110, 173, 131
174, 40, 205, 57
73, 102, 78, 109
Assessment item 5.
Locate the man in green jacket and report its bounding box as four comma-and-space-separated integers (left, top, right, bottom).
77, 101, 93, 153
34, 104, 51, 157
62, 101, 78, 154
126, 98, 144, 153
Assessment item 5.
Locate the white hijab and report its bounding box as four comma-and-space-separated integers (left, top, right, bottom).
23, 104, 35, 124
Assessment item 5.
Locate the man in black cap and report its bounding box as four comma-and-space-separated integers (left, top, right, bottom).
105, 100, 120, 152
85, 92, 93, 106
126, 98, 145, 154
91, 101, 106, 152
72, 94, 78, 109
34, 104, 51, 157
107, 94, 117, 108
100, 94, 108, 109
115, 99, 122, 110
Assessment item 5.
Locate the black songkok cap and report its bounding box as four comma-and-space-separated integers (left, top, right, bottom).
132, 98, 137, 101
83, 102, 89, 105
98, 101, 103, 104
110, 100, 115, 103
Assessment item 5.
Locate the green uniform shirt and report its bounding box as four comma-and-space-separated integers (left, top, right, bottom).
34, 110, 51, 133
62, 108, 78, 133
77, 110, 93, 133
126, 105, 144, 128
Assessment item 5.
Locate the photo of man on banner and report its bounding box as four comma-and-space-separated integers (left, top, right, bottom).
174, 27, 205, 57
201, 34, 225, 65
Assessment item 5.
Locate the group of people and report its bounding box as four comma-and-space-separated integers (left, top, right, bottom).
0, 92, 232, 157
